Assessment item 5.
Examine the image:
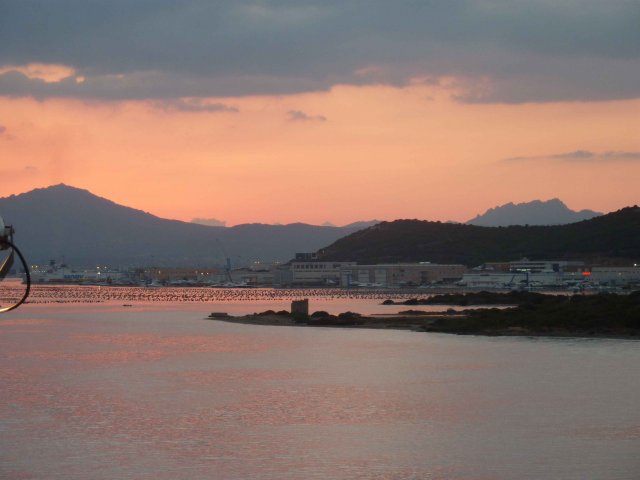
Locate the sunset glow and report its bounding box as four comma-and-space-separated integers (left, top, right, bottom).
2, 4, 640, 478
1, 2, 639, 225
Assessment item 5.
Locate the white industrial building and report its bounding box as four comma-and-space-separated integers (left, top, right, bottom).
591, 266, 640, 286
461, 258, 584, 288
276, 261, 356, 286
339, 263, 467, 288
461, 259, 640, 289
460, 271, 565, 288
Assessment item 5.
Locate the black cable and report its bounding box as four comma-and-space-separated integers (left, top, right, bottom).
0, 240, 30, 313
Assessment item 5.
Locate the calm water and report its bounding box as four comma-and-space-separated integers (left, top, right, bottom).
1, 288, 639, 479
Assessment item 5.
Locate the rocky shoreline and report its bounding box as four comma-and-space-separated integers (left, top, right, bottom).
207, 291, 640, 339
208, 310, 463, 331
207, 310, 639, 339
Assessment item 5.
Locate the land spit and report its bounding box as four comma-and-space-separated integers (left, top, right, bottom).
207, 310, 463, 331
207, 290, 640, 339
207, 310, 640, 339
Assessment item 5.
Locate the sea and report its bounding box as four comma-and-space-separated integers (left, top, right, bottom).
1, 286, 638, 480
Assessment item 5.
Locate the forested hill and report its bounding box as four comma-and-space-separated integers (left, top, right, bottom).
317, 206, 640, 267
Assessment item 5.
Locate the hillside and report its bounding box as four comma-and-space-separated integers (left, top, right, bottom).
318, 206, 640, 266
0, 185, 374, 267
467, 199, 602, 226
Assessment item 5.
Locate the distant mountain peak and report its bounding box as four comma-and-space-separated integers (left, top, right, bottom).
467, 199, 602, 227
0, 184, 376, 267
34, 183, 86, 193
7, 183, 100, 201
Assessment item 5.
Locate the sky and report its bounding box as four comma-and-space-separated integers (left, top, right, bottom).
1, 0, 639, 226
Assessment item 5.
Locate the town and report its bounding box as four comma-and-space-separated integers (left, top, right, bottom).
27, 254, 640, 291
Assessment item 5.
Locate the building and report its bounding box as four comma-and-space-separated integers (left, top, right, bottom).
591, 266, 640, 286
278, 261, 357, 286
509, 258, 584, 273
460, 271, 564, 288
461, 258, 586, 288
339, 263, 467, 287
229, 266, 276, 286
143, 267, 223, 284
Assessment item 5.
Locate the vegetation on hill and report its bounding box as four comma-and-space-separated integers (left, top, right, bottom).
423, 291, 640, 336
318, 206, 640, 266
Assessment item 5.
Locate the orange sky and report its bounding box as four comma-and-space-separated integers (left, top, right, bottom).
1, 81, 639, 225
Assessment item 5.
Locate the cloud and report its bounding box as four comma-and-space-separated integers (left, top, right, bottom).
287, 110, 327, 122
0, 124, 15, 141
0, 63, 75, 82
0, 1, 639, 102
155, 98, 238, 113
191, 217, 227, 227
504, 150, 640, 163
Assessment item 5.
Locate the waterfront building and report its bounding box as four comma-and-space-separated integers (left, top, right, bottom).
461, 261, 640, 289
30, 266, 134, 284
461, 258, 584, 288
591, 266, 640, 286
277, 261, 356, 286
508, 258, 584, 273
339, 263, 467, 288
460, 271, 564, 289
229, 267, 275, 286
144, 267, 223, 284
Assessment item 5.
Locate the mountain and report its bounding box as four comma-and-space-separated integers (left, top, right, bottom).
0, 185, 376, 267
317, 206, 640, 267
342, 220, 379, 229
466, 199, 602, 226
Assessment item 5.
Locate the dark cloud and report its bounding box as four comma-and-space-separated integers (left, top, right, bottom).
155, 98, 238, 113
0, 69, 328, 100
504, 150, 640, 163
287, 110, 327, 122
0, 125, 6, 135
1, 1, 639, 102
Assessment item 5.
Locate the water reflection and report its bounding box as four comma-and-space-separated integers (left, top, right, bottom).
1, 291, 639, 479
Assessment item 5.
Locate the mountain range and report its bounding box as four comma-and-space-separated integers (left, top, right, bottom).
466, 199, 602, 226
318, 206, 640, 267
0, 185, 377, 268
1, 184, 627, 269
